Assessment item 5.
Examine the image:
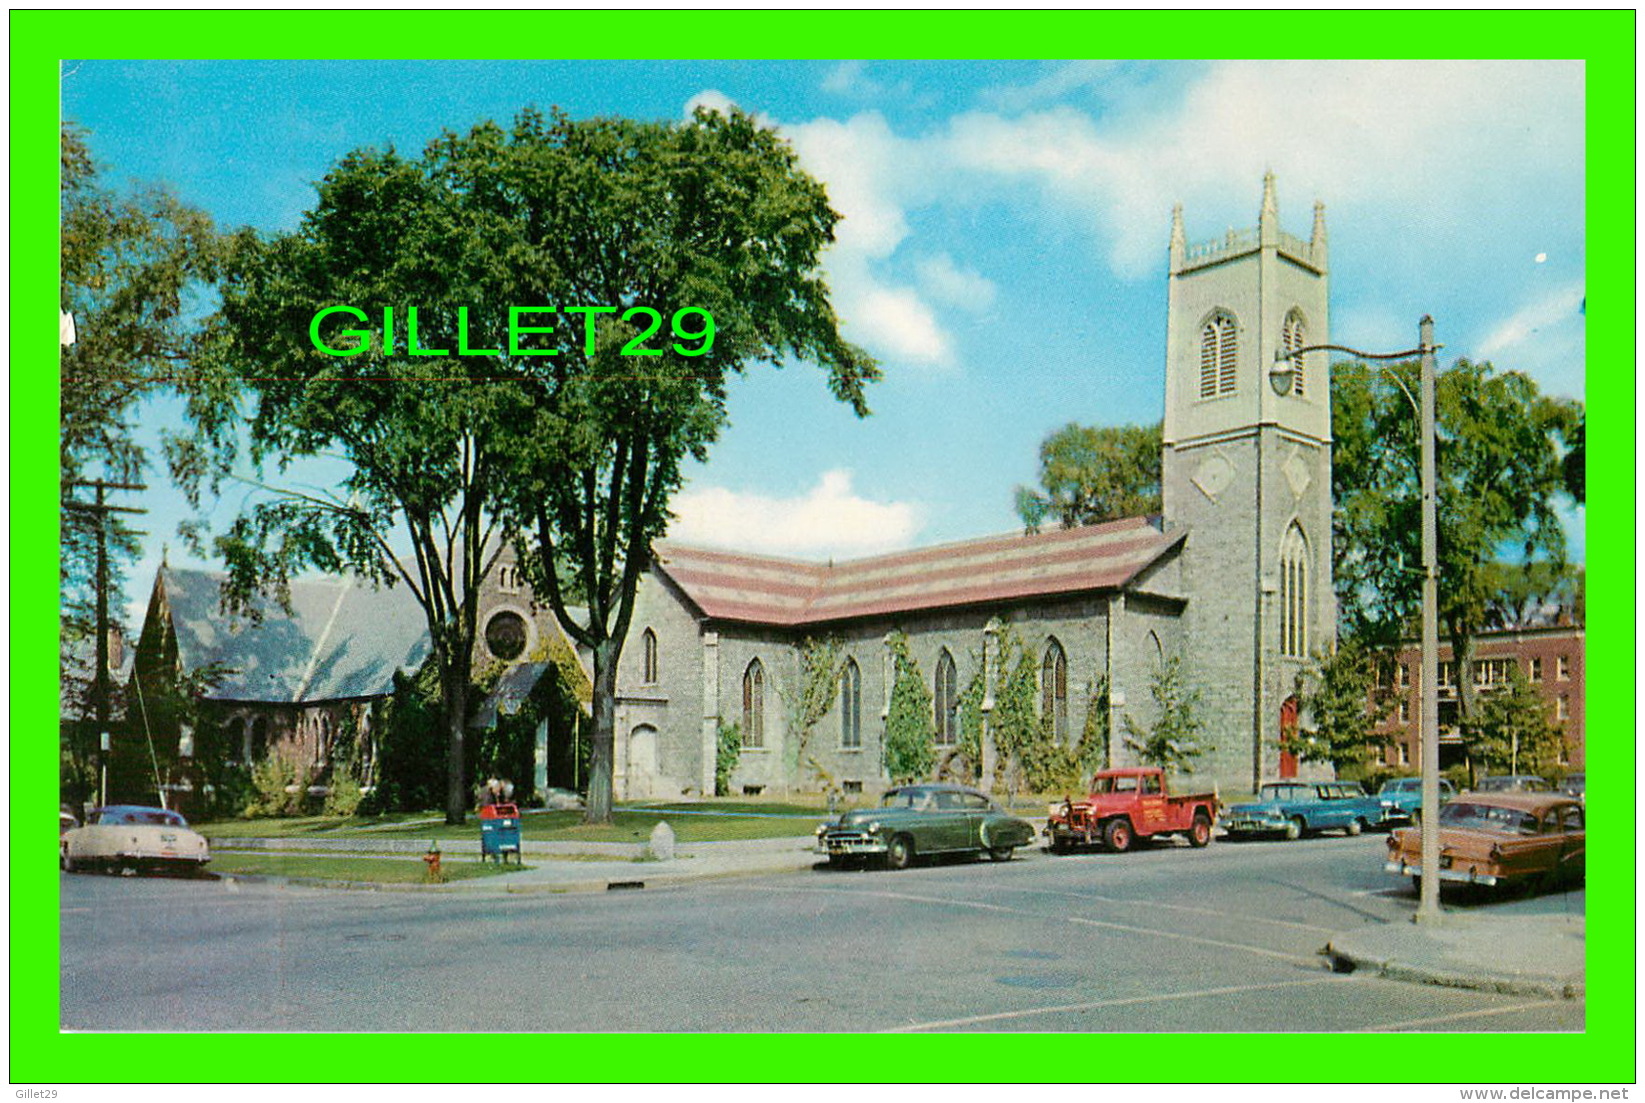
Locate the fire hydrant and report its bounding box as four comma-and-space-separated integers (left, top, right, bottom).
422, 843, 443, 882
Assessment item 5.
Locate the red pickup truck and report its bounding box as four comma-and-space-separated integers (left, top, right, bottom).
1045, 767, 1219, 853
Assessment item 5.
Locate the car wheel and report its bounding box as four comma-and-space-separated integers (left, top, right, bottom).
1284, 817, 1304, 841
60, 850, 74, 873
1411, 876, 1423, 898
1345, 818, 1364, 837
1048, 838, 1072, 855
1103, 819, 1134, 853
1188, 814, 1212, 848
987, 846, 1014, 862
886, 835, 915, 871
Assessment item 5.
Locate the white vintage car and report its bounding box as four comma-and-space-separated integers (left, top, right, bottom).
61, 805, 210, 875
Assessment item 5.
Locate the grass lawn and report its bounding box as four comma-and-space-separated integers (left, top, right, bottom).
196, 803, 832, 845
194, 793, 1061, 845
206, 851, 532, 884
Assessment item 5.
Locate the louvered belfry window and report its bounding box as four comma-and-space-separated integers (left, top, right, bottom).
1199, 313, 1238, 398
1282, 310, 1307, 396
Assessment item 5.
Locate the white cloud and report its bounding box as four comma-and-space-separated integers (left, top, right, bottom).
669, 470, 923, 558
684, 88, 739, 120
914, 253, 997, 312
786, 112, 957, 367
1476, 282, 1586, 360
849, 286, 949, 362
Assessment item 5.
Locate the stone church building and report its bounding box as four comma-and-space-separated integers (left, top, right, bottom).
123, 176, 1336, 807
606, 175, 1337, 800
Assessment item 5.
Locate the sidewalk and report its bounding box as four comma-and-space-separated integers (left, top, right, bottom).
1324, 911, 1585, 1000
209, 833, 825, 895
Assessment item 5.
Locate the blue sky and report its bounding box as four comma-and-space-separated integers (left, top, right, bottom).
61, 59, 1587, 625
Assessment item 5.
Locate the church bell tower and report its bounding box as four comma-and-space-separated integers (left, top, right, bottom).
1160, 174, 1336, 791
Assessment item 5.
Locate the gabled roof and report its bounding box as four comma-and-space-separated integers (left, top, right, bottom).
159, 567, 432, 703
652, 516, 1185, 628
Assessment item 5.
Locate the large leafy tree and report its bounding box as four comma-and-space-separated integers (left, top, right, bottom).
180, 145, 528, 824
1331, 358, 1582, 724
1014, 421, 1162, 532
60, 123, 220, 801
432, 108, 879, 822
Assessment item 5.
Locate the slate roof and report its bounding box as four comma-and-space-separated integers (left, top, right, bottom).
652, 515, 1185, 628
159, 568, 432, 704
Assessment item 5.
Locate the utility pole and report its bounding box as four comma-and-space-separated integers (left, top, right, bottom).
63, 478, 146, 807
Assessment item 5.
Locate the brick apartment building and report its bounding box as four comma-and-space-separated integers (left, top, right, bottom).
1371, 623, 1585, 773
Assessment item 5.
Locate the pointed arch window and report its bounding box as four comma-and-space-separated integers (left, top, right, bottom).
1200, 312, 1238, 398
840, 658, 862, 749
1279, 524, 1310, 658
1042, 638, 1068, 743
1282, 310, 1307, 397
933, 650, 958, 747
641, 628, 658, 684
742, 659, 765, 748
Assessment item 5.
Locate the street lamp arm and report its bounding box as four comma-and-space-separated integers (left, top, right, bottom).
1274, 342, 1432, 362
1273, 341, 1439, 417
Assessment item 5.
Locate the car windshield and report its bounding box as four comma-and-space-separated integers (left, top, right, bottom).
1437, 802, 1539, 835
1380, 780, 1418, 793
882, 790, 934, 810
97, 808, 187, 827
1257, 785, 1297, 801
1091, 775, 1141, 794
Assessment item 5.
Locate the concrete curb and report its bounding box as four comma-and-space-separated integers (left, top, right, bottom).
1323, 916, 1585, 1001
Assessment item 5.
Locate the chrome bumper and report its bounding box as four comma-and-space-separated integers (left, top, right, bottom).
817, 834, 887, 856
1383, 859, 1498, 886
1220, 817, 1286, 834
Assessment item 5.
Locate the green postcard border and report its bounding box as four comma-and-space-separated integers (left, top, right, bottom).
11, 8, 1635, 1085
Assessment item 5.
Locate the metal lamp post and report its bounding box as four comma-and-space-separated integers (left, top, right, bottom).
1272, 316, 1443, 924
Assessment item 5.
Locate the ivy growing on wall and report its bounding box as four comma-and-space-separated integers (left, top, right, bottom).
784, 636, 846, 789
715, 721, 742, 797
881, 632, 935, 784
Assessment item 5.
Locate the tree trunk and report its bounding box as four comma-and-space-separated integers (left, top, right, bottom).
444, 667, 468, 826
584, 638, 618, 824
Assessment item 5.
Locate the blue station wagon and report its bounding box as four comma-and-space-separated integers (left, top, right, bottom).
1220, 781, 1386, 840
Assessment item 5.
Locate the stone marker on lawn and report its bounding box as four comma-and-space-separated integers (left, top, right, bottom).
647, 821, 676, 861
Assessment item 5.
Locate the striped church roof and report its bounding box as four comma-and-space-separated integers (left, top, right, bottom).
652, 516, 1184, 628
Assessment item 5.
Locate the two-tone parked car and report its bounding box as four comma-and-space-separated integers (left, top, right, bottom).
1474, 775, 1553, 794
1375, 776, 1456, 826
1219, 781, 1386, 840
61, 805, 210, 876
1385, 791, 1584, 893
815, 784, 1035, 870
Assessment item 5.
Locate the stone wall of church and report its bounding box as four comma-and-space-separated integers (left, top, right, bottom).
613, 568, 710, 799
676, 591, 1132, 799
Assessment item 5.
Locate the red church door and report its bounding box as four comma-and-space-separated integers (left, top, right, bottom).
1278, 695, 1300, 779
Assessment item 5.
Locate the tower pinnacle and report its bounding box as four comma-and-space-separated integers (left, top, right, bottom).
1259, 171, 1278, 244
1311, 200, 1328, 270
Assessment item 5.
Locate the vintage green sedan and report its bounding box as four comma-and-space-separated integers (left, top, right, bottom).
814, 783, 1035, 870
